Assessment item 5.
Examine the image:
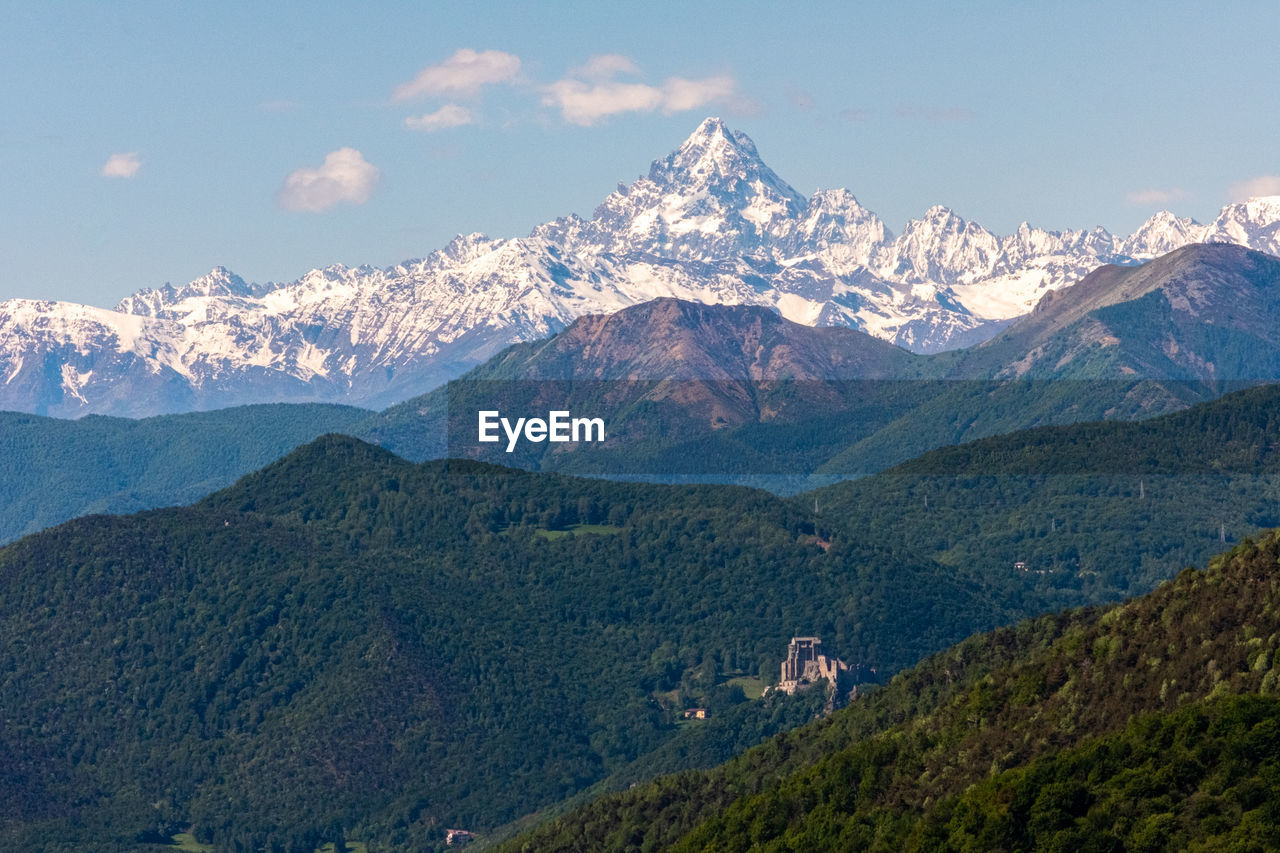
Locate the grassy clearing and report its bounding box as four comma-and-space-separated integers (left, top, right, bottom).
723, 675, 766, 699
168, 834, 368, 852
534, 523, 622, 540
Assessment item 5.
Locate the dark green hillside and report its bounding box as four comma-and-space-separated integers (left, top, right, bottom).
0, 437, 1021, 852
501, 531, 1280, 853
911, 694, 1280, 851
810, 383, 1280, 598
0, 403, 371, 543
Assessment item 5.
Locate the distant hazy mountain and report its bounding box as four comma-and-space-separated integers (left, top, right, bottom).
4, 119, 1280, 416
0, 403, 371, 544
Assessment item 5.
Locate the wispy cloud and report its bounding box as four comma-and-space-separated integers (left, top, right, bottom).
101, 152, 142, 178
405, 104, 475, 132
1230, 175, 1280, 201
1125, 187, 1189, 206
542, 56, 740, 126
278, 148, 380, 212
393, 49, 521, 101
663, 76, 738, 113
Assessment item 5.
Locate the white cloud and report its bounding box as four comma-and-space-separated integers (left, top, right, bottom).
542, 58, 740, 126
1126, 187, 1189, 205
569, 54, 641, 80
278, 148, 380, 212
393, 49, 521, 101
101, 152, 142, 178
543, 79, 665, 126
661, 75, 737, 114
1230, 175, 1280, 202
405, 103, 475, 132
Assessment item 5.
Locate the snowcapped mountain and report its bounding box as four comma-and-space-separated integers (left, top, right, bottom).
3, 117, 1279, 416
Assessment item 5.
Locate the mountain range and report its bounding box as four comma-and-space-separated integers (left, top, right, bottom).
4, 240, 1280, 544
4, 119, 1280, 417
382, 242, 1280, 481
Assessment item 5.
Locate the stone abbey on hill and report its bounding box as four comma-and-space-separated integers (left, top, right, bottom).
774, 636, 854, 697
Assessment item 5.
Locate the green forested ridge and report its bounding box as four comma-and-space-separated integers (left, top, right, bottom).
909, 694, 1280, 851
501, 531, 1280, 852
5, 384, 1280, 849
0, 403, 372, 544
0, 436, 1030, 852
808, 383, 1280, 599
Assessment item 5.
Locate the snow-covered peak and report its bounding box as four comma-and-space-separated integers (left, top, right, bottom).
1203, 197, 1280, 254
1118, 210, 1206, 259
116, 266, 258, 317
644, 118, 803, 208
580, 119, 805, 260
776, 188, 888, 266
434, 233, 504, 265
877, 206, 1002, 284
658, 117, 766, 182
189, 266, 253, 296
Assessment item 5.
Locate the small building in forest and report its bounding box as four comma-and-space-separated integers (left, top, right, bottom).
446, 828, 475, 846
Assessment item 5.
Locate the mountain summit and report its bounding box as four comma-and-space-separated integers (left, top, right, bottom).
2, 119, 1280, 416
582, 117, 809, 260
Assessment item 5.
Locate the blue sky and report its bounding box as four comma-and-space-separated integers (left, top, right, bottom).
3, 1, 1278, 305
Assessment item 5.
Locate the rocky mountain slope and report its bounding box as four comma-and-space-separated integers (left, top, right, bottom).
4, 119, 1280, 416
950, 242, 1280, 380
374, 242, 1280, 479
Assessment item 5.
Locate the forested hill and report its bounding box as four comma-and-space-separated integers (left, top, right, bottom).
882, 381, 1280, 477
501, 530, 1280, 852
0, 403, 371, 543
803, 382, 1280, 601
0, 436, 1024, 852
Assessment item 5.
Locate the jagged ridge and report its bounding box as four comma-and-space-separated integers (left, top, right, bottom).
3, 118, 1280, 416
